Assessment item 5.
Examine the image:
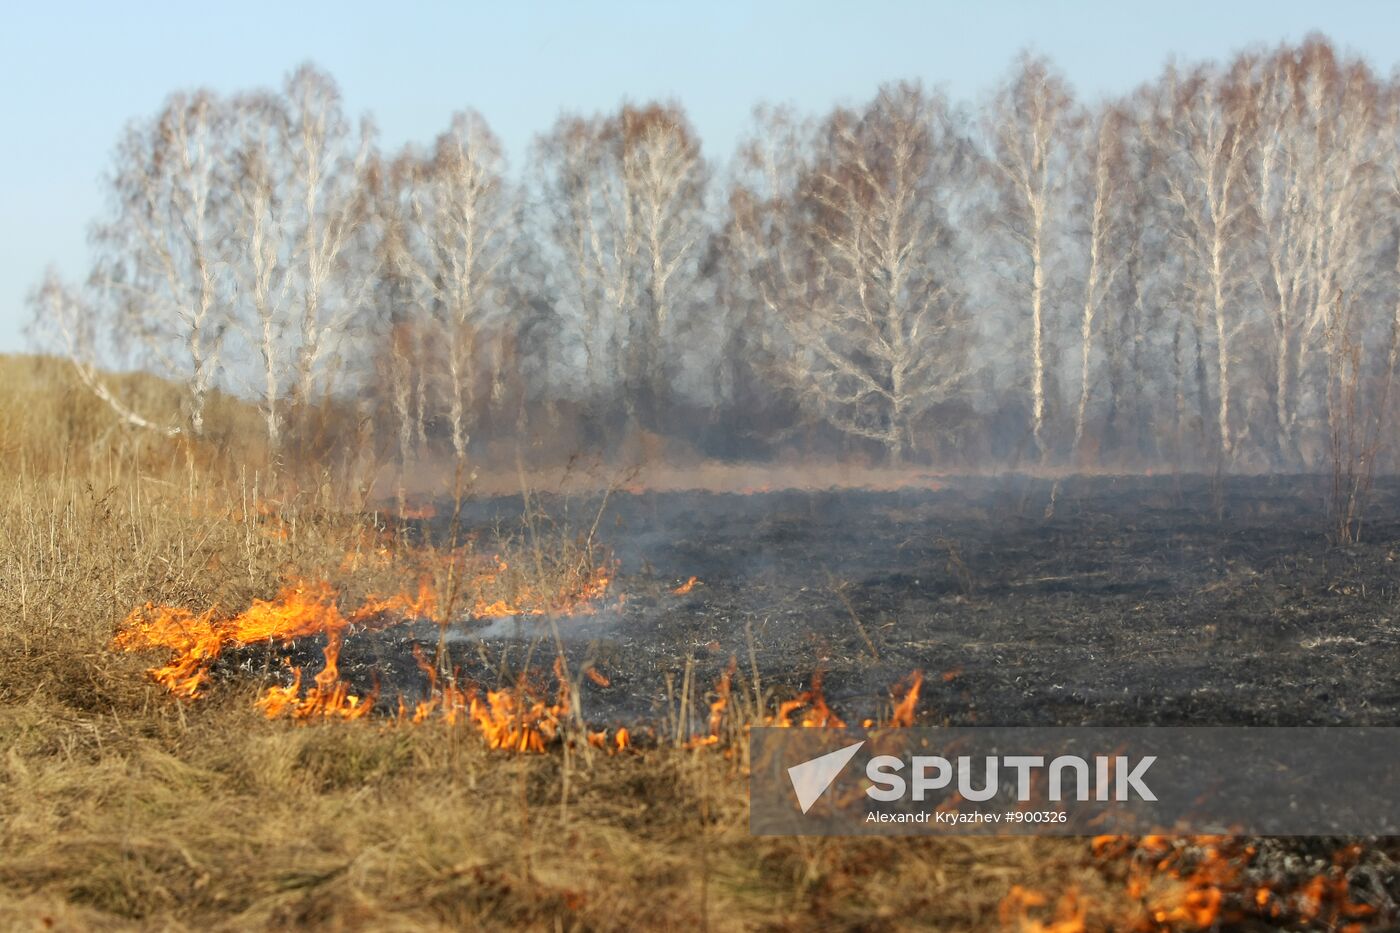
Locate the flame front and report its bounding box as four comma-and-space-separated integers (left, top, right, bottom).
117, 580, 407, 717
114, 551, 614, 728
112, 605, 224, 697
117, 565, 929, 757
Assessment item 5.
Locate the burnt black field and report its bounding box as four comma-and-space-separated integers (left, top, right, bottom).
248, 473, 1400, 731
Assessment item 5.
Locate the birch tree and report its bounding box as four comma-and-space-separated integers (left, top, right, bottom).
279, 65, 377, 414
715, 105, 808, 440
85, 89, 236, 437
397, 111, 512, 464
1288, 41, 1384, 533
221, 67, 375, 454
227, 90, 293, 451
1157, 60, 1257, 464
363, 156, 429, 511
731, 84, 973, 461
987, 55, 1075, 460
1248, 52, 1316, 462
613, 104, 707, 422
533, 104, 706, 424
1291, 45, 1381, 461
1070, 104, 1129, 461
534, 115, 634, 401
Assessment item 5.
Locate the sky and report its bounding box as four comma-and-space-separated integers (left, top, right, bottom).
3, 0, 1400, 352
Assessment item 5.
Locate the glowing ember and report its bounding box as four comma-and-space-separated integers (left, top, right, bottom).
672, 576, 699, 595
999, 885, 1087, 933
1003, 836, 1379, 932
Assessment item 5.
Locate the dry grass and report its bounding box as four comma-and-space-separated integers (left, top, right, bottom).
0, 355, 1104, 931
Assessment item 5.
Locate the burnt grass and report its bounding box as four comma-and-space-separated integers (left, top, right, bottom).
257, 472, 1400, 732
211, 472, 1400, 924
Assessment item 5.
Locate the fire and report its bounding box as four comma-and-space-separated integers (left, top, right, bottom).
1003, 836, 1380, 931
115, 553, 612, 721
690, 665, 922, 748
403, 649, 635, 753
471, 687, 559, 752
771, 670, 846, 728
707, 659, 736, 736
999, 885, 1087, 933
889, 670, 923, 727
116, 560, 923, 759
116, 580, 421, 718
111, 605, 223, 697
352, 578, 439, 622
253, 656, 376, 721
672, 576, 699, 595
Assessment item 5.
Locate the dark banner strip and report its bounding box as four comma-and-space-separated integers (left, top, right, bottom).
749, 727, 1400, 836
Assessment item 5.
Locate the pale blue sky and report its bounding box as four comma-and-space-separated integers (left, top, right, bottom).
3, 0, 1398, 351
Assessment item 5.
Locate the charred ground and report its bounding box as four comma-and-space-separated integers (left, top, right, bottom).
253, 473, 1400, 732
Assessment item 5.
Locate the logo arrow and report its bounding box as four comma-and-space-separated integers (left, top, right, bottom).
787, 740, 865, 814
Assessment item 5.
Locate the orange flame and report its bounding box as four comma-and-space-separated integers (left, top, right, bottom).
115, 580, 429, 719
707, 659, 737, 736
112, 605, 224, 697
114, 556, 611, 725
672, 576, 699, 595
1000, 885, 1087, 933
689, 665, 923, 749
889, 670, 923, 728
771, 670, 846, 728
401, 649, 636, 753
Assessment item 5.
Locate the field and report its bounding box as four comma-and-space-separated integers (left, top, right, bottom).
2, 358, 1398, 931
427, 476, 1400, 728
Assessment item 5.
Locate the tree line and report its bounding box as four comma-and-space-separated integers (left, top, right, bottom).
30, 36, 1400, 483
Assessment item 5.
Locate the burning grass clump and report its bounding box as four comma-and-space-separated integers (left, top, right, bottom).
112, 524, 619, 736
672, 658, 925, 753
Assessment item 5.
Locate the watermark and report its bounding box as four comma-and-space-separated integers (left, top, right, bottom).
750, 727, 1400, 835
